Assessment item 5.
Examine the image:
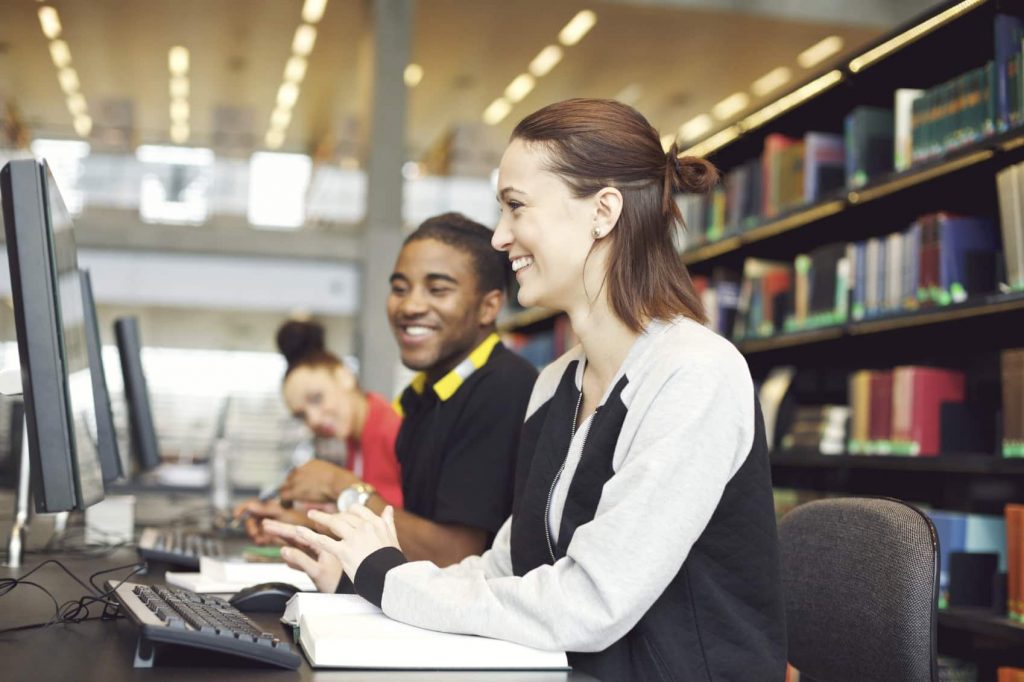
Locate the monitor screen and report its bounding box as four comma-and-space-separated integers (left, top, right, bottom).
1, 159, 105, 512
114, 316, 162, 472
80, 269, 124, 484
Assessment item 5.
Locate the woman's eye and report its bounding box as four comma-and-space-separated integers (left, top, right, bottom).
508, 200, 523, 211
308, 392, 323, 405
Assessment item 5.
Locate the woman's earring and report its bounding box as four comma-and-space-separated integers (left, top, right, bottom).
592, 226, 602, 239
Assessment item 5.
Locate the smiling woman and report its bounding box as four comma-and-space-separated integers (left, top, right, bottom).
267, 100, 786, 682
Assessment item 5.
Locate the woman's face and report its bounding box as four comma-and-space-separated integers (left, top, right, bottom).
282, 364, 356, 441
492, 139, 598, 311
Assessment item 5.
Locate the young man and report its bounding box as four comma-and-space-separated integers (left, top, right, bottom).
238, 213, 537, 566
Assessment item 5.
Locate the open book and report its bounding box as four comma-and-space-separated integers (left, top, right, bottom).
283, 593, 569, 670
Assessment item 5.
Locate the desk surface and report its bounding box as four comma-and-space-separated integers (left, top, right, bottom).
0, 545, 595, 681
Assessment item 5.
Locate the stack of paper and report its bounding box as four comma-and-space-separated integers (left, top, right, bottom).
164, 556, 316, 593
284, 593, 569, 670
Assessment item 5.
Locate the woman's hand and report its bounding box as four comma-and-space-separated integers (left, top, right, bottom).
232, 499, 313, 545
297, 506, 400, 581
261, 519, 343, 593
278, 459, 359, 504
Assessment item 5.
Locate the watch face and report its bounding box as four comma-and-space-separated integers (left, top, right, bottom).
337, 487, 360, 511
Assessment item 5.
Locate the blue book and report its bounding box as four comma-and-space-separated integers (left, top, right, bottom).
936, 214, 997, 304
965, 514, 1008, 572
903, 221, 922, 309
994, 14, 1024, 132
928, 510, 967, 607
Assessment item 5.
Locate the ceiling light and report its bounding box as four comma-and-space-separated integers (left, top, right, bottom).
797, 36, 843, 69
614, 83, 642, 106
559, 10, 597, 46
740, 69, 843, 131
292, 25, 317, 56
38, 6, 61, 40
660, 134, 676, 153
48, 40, 71, 69
170, 100, 190, 122
752, 66, 791, 97
277, 82, 300, 109
404, 63, 423, 87
711, 92, 749, 120
170, 123, 190, 144
265, 129, 285, 150
73, 115, 92, 138
271, 107, 292, 130
284, 56, 307, 83
169, 46, 190, 76
528, 45, 563, 78
483, 97, 512, 126
170, 76, 189, 99
681, 124, 741, 158
301, 0, 328, 24
504, 74, 535, 103
66, 93, 87, 117
136, 145, 214, 165
678, 114, 713, 141
58, 68, 80, 94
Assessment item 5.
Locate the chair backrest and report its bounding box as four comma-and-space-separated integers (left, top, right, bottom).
778, 497, 939, 682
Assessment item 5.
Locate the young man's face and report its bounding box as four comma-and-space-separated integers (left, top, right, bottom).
387, 238, 498, 380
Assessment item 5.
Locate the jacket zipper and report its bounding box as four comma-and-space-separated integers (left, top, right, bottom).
545, 389, 591, 563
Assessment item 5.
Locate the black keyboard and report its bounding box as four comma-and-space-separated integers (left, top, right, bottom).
111, 581, 301, 670
137, 527, 225, 570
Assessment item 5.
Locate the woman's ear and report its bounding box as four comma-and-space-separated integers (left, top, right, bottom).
334, 365, 357, 391
593, 186, 624, 239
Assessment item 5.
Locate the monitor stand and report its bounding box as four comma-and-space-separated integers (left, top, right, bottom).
0, 368, 69, 567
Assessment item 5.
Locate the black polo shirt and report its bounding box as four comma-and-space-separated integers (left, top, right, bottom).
394, 334, 537, 539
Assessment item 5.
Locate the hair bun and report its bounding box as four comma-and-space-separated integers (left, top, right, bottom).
276, 319, 326, 368
673, 154, 719, 195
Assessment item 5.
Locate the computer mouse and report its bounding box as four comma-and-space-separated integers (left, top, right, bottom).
228, 582, 301, 613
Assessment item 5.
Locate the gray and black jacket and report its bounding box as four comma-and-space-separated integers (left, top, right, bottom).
355, 317, 787, 681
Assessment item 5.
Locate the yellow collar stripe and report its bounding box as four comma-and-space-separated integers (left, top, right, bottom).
403, 332, 502, 404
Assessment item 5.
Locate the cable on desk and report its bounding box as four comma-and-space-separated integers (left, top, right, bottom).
0, 559, 143, 635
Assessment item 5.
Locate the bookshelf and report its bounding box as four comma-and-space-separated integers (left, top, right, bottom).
680, 0, 1024, 675
497, 0, 1024, 674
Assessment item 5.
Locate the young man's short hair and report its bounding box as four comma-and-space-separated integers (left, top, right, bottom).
405, 213, 511, 295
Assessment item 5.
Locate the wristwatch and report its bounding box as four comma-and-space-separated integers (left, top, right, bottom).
336, 481, 377, 513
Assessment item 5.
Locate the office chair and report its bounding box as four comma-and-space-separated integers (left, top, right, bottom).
778, 497, 939, 682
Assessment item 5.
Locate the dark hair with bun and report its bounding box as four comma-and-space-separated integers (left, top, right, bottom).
276, 319, 342, 378
511, 98, 718, 331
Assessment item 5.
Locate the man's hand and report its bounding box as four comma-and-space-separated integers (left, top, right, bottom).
262, 519, 343, 593
232, 498, 313, 545
278, 459, 360, 504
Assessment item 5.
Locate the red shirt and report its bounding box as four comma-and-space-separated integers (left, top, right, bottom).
346, 392, 403, 508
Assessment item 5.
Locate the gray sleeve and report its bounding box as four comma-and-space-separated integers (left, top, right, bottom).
377, 358, 754, 652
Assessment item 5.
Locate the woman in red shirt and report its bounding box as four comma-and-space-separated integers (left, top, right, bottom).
235, 320, 402, 543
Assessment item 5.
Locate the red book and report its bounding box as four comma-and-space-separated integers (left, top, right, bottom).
868, 370, 893, 451
905, 367, 964, 456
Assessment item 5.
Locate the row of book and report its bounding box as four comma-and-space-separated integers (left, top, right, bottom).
848, 367, 964, 457
1004, 349, 1024, 458
725, 211, 1000, 340
996, 158, 1024, 292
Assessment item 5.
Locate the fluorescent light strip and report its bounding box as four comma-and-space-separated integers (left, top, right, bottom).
58, 68, 80, 94
169, 46, 189, 76
529, 45, 563, 78
292, 25, 317, 56
615, 83, 642, 106
678, 114, 712, 142
483, 98, 512, 126
265, 129, 285, 150
752, 66, 791, 97
66, 93, 87, 117
302, 0, 328, 24
277, 82, 300, 109
38, 6, 61, 40
73, 115, 92, 138
404, 63, 423, 87
681, 125, 742, 158
170, 123, 190, 144
170, 76, 189, 99
284, 56, 307, 83
504, 74, 535, 103
849, 0, 983, 73
739, 69, 842, 132
271, 108, 292, 130
49, 40, 71, 68
711, 92, 749, 121
660, 133, 676, 153
797, 36, 843, 69
559, 10, 596, 46
170, 100, 189, 122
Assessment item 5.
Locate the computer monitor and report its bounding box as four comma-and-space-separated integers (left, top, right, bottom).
80, 269, 124, 484
1, 159, 105, 512
113, 316, 162, 472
